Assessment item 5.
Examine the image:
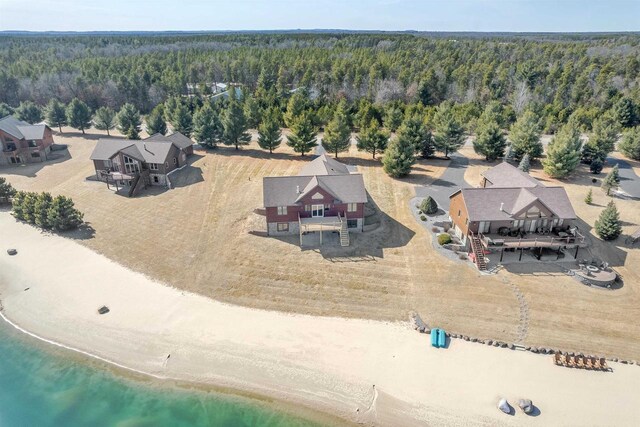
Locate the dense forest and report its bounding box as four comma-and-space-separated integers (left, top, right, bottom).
2, 32, 640, 176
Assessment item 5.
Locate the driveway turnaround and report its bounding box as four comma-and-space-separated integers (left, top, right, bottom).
607, 157, 640, 199
415, 153, 471, 211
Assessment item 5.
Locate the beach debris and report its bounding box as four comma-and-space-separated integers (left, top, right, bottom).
518, 399, 534, 414
98, 306, 110, 315
7, 248, 17, 256
497, 398, 511, 414
411, 312, 429, 331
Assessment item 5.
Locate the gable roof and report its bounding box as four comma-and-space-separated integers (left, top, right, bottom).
263, 174, 367, 207
458, 186, 576, 222
91, 138, 177, 164
0, 115, 47, 140
298, 154, 351, 176
145, 132, 193, 150
481, 162, 542, 188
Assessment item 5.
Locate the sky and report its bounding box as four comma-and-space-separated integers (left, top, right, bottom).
0, 0, 638, 33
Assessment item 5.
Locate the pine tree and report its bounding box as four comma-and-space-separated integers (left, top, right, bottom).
518, 153, 531, 172
382, 134, 415, 178
611, 163, 620, 183
619, 127, 640, 160
222, 89, 251, 150
47, 195, 84, 231
116, 103, 142, 139
0, 176, 16, 203
22, 192, 39, 224
34, 192, 53, 229
93, 107, 116, 136
581, 115, 618, 163
284, 90, 308, 128
44, 99, 67, 132
474, 119, 506, 161
542, 123, 582, 178
66, 98, 92, 134
171, 103, 193, 137
420, 196, 438, 214
321, 101, 352, 158
432, 101, 465, 158
397, 116, 433, 158
509, 110, 543, 160
257, 107, 282, 154
193, 104, 223, 148
145, 106, 167, 136
243, 94, 261, 129
594, 201, 622, 241
286, 112, 317, 156
585, 188, 593, 205
503, 145, 515, 163
601, 167, 619, 196
15, 101, 43, 124
356, 119, 389, 159
0, 103, 13, 118
613, 97, 638, 128
384, 106, 404, 132
11, 191, 27, 221
590, 158, 604, 174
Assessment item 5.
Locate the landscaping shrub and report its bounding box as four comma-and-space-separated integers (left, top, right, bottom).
584, 188, 593, 205
420, 196, 438, 215
11, 191, 84, 231
420, 215, 427, 221
431, 226, 439, 233
0, 177, 16, 204
438, 233, 452, 245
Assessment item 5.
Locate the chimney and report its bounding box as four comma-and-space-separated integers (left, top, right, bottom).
500, 202, 504, 212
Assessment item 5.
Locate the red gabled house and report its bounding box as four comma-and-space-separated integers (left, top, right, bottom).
0, 116, 55, 165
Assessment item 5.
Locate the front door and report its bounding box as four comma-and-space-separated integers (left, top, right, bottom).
311, 204, 324, 217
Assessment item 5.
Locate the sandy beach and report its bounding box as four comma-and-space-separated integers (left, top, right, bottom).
1, 211, 639, 426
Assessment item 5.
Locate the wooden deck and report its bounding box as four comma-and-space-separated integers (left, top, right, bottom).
480, 232, 587, 249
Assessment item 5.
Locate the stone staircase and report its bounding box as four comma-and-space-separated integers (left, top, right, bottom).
340, 219, 349, 247
470, 233, 487, 271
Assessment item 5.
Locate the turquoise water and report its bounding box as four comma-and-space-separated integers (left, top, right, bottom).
0, 321, 327, 427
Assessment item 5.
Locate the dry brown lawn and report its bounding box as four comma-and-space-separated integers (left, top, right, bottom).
2, 130, 640, 360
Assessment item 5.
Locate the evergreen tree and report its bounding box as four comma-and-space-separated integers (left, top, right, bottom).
116, 103, 142, 139
44, 99, 67, 132
15, 101, 43, 124
613, 97, 638, 128
397, 116, 433, 158
619, 127, 640, 160
601, 167, 619, 196
509, 110, 543, 160
384, 106, 404, 132
66, 98, 92, 134
594, 201, 622, 241
257, 107, 282, 154
171, 103, 193, 137
0, 176, 16, 203
474, 119, 506, 161
47, 195, 84, 231
543, 123, 582, 178
286, 112, 317, 156
611, 163, 620, 183
0, 103, 13, 118
321, 101, 352, 158
284, 90, 308, 128
22, 192, 39, 224
193, 104, 223, 148
145, 106, 167, 135
382, 134, 415, 178
34, 192, 53, 229
503, 145, 515, 163
222, 88, 251, 150
243, 94, 261, 129
356, 119, 389, 159
93, 106, 116, 136
590, 158, 604, 174
420, 196, 438, 214
582, 115, 618, 163
585, 188, 593, 205
432, 101, 465, 158
11, 191, 27, 221
518, 153, 531, 172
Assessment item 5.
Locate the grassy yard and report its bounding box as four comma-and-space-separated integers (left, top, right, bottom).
2, 130, 640, 360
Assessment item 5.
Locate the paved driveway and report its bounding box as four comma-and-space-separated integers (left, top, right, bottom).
415, 153, 471, 211
607, 157, 640, 199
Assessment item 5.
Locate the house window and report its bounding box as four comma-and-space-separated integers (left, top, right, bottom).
277, 223, 289, 232
458, 210, 461, 217
31, 151, 40, 158
347, 203, 357, 212
104, 160, 112, 168
28, 140, 38, 147
465, 218, 469, 225
165, 162, 169, 167
149, 163, 159, 171
347, 219, 358, 229
304, 205, 310, 211
173, 158, 177, 165
277, 206, 288, 215
153, 176, 159, 183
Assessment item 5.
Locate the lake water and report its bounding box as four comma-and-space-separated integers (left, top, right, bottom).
0, 321, 328, 427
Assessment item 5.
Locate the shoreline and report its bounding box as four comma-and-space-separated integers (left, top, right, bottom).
2, 212, 640, 426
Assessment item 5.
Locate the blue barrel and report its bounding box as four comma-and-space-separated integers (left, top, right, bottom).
430, 329, 439, 347
438, 329, 446, 348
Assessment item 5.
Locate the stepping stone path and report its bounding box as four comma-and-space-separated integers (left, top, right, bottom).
503, 277, 529, 343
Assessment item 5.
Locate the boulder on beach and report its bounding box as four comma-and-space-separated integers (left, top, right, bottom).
518, 399, 534, 414
497, 398, 511, 414
7, 248, 17, 256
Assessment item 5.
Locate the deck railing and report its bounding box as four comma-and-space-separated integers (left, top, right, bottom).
479, 228, 586, 248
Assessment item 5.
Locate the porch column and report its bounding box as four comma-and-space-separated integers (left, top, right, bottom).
519, 247, 524, 261
575, 246, 579, 259
500, 249, 504, 262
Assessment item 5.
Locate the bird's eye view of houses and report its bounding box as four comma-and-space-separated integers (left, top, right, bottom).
1, 1, 640, 426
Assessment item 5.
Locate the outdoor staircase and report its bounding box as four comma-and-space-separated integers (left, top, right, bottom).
340, 219, 350, 247
127, 174, 141, 197
470, 234, 487, 271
